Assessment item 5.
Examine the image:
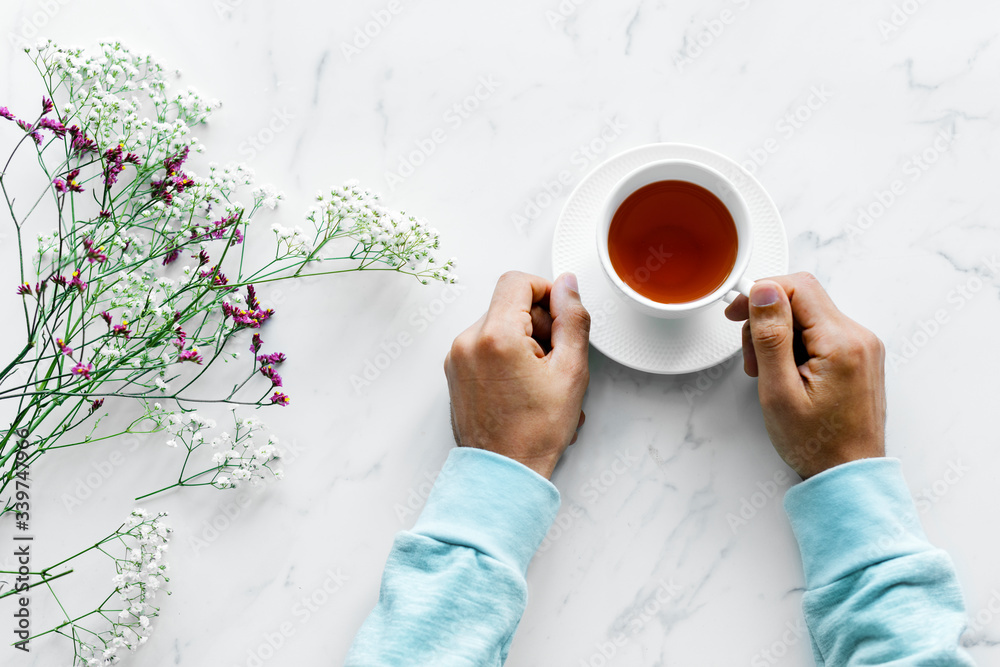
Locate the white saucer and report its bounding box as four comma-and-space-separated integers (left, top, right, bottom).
551, 143, 789, 374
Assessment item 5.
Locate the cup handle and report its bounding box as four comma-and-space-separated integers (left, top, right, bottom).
723, 275, 755, 304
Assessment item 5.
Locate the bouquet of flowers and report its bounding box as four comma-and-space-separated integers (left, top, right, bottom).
0, 39, 455, 665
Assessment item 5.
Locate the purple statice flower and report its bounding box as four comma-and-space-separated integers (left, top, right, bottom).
190, 213, 241, 244
162, 247, 180, 266
223, 286, 273, 329
68, 126, 97, 155
196, 249, 210, 266
16, 283, 31, 296
270, 391, 290, 407
98, 209, 112, 220
68, 270, 87, 292
56, 338, 73, 356
151, 147, 193, 204
0, 107, 15, 121
103, 144, 127, 186
225, 306, 273, 329
17, 119, 43, 146
100, 311, 113, 325
82, 237, 107, 263
172, 327, 187, 348
112, 324, 131, 339
50, 274, 68, 287
164, 146, 189, 174
256, 352, 286, 365
41, 96, 53, 115
38, 117, 66, 138
178, 349, 203, 364
53, 169, 84, 194
89, 398, 104, 414
102, 144, 138, 186
250, 333, 263, 353
71, 362, 93, 380
259, 365, 282, 388
246, 285, 260, 311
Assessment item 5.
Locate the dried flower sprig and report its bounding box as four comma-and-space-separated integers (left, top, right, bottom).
0, 39, 455, 665
0, 509, 171, 667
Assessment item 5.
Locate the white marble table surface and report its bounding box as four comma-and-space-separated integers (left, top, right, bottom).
2, 0, 999, 665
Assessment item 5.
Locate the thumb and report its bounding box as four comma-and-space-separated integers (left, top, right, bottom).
747, 281, 802, 401
549, 272, 591, 367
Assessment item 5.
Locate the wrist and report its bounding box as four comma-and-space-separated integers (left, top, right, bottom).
459, 444, 560, 480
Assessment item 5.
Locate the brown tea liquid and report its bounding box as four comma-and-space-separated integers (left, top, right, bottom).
607, 181, 738, 304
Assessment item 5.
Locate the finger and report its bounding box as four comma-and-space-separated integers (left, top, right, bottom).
548, 272, 591, 367
723, 273, 840, 331
568, 411, 586, 446
530, 304, 553, 343
741, 320, 758, 377
747, 281, 805, 402
725, 294, 750, 322
485, 271, 553, 333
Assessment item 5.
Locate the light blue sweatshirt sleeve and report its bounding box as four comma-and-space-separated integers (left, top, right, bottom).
784, 457, 974, 666
344, 447, 560, 666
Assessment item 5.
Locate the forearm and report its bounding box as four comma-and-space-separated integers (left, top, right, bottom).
784, 457, 973, 666
345, 447, 560, 666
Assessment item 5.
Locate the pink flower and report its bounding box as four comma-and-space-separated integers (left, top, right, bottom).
198, 266, 230, 286
103, 144, 129, 186
246, 285, 259, 311
178, 349, 203, 364
0, 107, 15, 121
100, 311, 112, 325
83, 237, 107, 263
250, 334, 263, 353
112, 324, 131, 339
41, 96, 53, 115
172, 327, 187, 348
53, 169, 84, 194
162, 247, 180, 265
256, 352, 286, 365
56, 338, 73, 356
222, 284, 274, 328
16, 283, 31, 296
68, 270, 87, 292
260, 365, 282, 388
71, 362, 93, 379
270, 391, 290, 406
68, 125, 97, 155
38, 117, 66, 137
89, 398, 104, 414
17, 119, 43, 146
151, 147, 193, 204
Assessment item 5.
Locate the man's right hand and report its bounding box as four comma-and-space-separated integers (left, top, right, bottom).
724, 272, 887, 480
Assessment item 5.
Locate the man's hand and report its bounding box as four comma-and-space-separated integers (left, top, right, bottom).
444, 271, 591, 479
724, 272, 886, 480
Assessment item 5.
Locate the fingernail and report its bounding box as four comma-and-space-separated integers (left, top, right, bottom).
751, 283, 779, 307
563, 272, 579, 293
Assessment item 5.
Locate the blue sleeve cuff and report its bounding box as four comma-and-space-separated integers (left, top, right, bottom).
783, 457, 932, 589
412, 447, 561, 577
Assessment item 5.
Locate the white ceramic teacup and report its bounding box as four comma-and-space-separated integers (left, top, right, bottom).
596, 159, 754, 319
